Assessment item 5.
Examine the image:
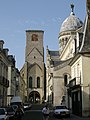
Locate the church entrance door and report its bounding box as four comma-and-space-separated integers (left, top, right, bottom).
29, 91, 40, 103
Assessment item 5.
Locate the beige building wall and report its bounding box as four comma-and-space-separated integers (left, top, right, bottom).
71, 57, 82, 84
53, 65, 71, 106
70, 55, 90, 116
82, 56, 90, 116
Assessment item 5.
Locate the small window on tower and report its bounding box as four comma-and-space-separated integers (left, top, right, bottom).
32, 34, 38, 41
29, 77, 32, 88
37, 77, 40, 88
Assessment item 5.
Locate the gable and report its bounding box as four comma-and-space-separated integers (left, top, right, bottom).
28, 63, 43, 76
26, 47, 43, 58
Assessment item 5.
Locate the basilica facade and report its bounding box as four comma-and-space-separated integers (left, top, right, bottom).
46, 3, 90, 117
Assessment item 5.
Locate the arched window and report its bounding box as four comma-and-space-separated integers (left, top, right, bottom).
37, 77, 40, 88
29, 77, 32, 88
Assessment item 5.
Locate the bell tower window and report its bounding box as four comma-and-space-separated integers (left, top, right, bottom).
37, 77, 40, 88
29, 77, 32, 88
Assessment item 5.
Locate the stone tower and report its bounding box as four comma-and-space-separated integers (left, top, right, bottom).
25, 30, 45, 103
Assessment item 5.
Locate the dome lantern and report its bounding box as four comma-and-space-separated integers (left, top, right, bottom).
60, 4, 83, 33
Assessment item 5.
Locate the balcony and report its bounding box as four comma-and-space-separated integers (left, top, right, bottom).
68, 77, 81, 88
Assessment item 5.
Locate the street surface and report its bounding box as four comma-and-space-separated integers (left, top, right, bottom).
21, 104, 90, 120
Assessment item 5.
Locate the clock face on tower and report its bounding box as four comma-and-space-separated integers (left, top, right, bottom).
32, 34, 38, 41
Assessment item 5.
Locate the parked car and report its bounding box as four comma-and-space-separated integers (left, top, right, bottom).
4, 106, 15, 120
0, 108, 9, 120
53, 105, 70, 118
23, 103, 32, 111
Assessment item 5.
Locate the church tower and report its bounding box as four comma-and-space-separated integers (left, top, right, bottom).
25, 30, 45, 103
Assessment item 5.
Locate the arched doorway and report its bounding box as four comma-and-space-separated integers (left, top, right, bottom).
29, 91, 40, 103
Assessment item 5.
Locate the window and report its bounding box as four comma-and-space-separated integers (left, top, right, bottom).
29, 77, 32, 88
32, 34, 38, 41
37, 77, 40, 88
64, 75, 67, 86
74, 39, 77, 53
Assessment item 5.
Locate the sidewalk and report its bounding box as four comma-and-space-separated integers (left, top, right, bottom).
71, 114, 90, 120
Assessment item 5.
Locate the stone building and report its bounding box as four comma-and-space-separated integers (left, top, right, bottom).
46, 3, 90, 117
15, 68, 26, 103
0, 40, 20, 106
20, 65, 27, 102
0, 40, 24, 106
7, 55, 16, 105
20, 30, 45, 103
0, 40, 9, 106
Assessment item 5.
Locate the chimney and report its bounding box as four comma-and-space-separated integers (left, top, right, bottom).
0, 40, 4, 50
3, 48, 9, 56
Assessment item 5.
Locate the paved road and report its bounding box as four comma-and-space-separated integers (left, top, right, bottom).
21, 104, 90, 120
22, 110, 67, 120
22, 110, 90, 120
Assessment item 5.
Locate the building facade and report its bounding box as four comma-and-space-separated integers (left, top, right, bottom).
46, 3, 90, 117
0, 40, 25, 106
7, 55, 16, 105
0, 40, 9, 106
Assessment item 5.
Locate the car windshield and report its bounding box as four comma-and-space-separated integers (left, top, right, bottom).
55, 106, 67, 109
0, 109, 5, 115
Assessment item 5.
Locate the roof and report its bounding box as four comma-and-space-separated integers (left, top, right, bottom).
60, 4, 83, 33
54, 58, 72, 68
49, 51, 59, 57
79, 15, 90, 53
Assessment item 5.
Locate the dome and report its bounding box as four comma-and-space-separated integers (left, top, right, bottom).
60, 4, 83, 33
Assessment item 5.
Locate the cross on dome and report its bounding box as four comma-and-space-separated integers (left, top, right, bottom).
70, 3, 75, 15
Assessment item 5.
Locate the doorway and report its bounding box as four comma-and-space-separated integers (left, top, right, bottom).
29, 91, 40, 103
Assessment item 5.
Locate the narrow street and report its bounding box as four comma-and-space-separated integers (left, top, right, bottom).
21, 104, 90, 120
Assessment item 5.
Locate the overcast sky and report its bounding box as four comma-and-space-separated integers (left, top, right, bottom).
0, 0, 86, 70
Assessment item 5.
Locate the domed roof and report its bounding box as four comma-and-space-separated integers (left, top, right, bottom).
60, 4, 83, 33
